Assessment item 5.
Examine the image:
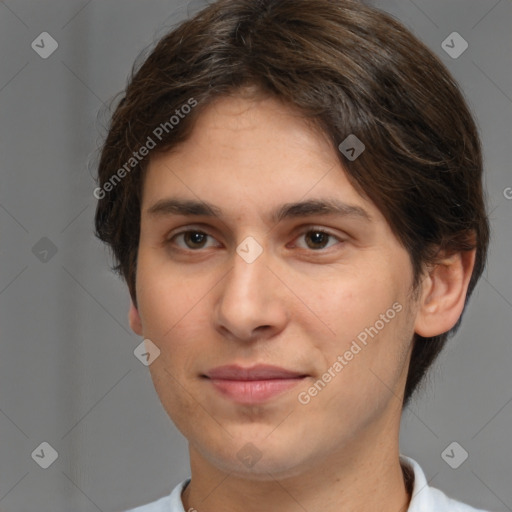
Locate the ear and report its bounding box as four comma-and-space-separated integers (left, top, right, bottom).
414, 248, 476, 337
129, 299, 143, 336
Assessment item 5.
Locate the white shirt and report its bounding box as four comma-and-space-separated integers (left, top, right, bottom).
124, 455, 491, 512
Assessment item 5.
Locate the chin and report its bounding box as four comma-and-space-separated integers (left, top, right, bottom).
197, 433, 315, 480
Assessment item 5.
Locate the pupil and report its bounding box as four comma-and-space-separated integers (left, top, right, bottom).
187, 232, 205, 247
308, 231, 327, 248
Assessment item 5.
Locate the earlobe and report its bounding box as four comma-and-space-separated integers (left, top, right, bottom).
414, 249, 476, 338
129, 299, 143, 336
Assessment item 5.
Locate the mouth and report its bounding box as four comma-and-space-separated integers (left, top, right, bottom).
202, 364, 309, 404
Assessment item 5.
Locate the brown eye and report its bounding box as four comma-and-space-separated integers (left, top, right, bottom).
183, 231, 208, 248
169, 230, 218, 250
293, 229, 341, 251
304, 231, 331, 249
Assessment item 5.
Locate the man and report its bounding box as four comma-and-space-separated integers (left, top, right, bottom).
94, 1, 491, 510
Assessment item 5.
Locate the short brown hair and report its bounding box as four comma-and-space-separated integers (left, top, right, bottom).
95, 0, 489, 407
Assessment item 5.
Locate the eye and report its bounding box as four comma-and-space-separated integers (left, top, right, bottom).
168, 230, 220, 250
292, 228, 343, 251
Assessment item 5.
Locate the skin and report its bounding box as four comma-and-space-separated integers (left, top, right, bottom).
129, 92, 476, 512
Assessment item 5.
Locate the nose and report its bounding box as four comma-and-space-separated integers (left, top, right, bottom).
214, 246, 289, 342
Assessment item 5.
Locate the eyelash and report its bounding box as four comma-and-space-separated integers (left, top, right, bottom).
165, 226, 344, 253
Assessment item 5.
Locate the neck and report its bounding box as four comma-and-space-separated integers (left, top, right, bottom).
181, 416, 412, 512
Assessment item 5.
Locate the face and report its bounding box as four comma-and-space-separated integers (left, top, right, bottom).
131, 93, 420, 479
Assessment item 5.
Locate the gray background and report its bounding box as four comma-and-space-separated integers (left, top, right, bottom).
0, 1, 510, 511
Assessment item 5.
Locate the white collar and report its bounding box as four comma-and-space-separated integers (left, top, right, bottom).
130, 455, 489, 511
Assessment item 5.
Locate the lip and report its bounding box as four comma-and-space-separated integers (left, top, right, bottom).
203, 364, 308, 404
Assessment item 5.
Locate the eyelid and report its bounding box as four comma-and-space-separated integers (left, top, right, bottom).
296, 225, 343, 237
165, 223, 217, 239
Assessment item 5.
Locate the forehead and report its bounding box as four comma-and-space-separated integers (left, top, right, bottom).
152, 93, 337, 175
141, 94, 382, 224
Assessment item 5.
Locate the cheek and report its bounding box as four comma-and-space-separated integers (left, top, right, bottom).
304, 268, 400, 346
147, 355, 211, 443
135, 254, 210, 338
303, 266, 413, 404
137, 276, 212, 432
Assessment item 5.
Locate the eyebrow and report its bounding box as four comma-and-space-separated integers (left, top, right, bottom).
146, 197, 372, 224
